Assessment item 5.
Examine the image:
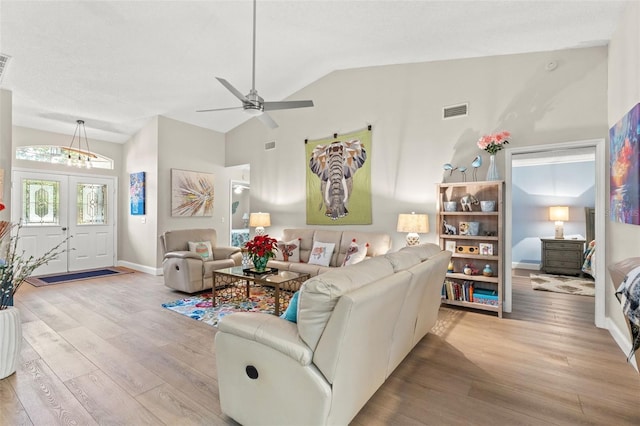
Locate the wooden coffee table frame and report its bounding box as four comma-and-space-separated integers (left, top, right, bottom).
212, 266, 310, 316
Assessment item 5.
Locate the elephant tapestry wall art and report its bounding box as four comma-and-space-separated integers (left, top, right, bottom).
306, 127, 372, 225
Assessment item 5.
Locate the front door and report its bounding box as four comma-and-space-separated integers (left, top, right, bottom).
12, 170, 116, 275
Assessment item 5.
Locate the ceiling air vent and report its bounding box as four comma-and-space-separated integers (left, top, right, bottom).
0, 54, 11, 83
443, 103, 468, 120
264, 141, 276, 150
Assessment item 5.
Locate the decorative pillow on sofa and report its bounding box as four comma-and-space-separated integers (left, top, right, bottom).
342, 239, 369, 266
274, 239, 301, 262
188, 241, 213, 260
308, 241, 335, 267
280, 290, 300, 323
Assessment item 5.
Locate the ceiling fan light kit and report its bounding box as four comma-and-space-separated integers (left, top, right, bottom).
198, 0, 313, 128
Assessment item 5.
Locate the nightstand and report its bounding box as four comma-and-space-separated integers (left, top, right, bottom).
540, 238, 586, 275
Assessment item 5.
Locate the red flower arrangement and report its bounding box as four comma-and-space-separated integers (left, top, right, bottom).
245, 234, 278, 263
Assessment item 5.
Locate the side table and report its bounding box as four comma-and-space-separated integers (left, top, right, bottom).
540, 237, 585, 275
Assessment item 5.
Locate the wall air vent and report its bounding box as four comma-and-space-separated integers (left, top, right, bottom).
265, 141, 276, 150
0, 54, 11, 83
443, 103, 468, 119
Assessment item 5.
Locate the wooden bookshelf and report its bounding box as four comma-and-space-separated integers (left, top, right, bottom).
437, 181, 504, 317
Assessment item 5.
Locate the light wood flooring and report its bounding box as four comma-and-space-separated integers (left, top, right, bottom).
1, 269, 639, 425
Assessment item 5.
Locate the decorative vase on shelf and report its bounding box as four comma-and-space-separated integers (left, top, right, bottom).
252, 256, 269, 272
486, 154, 500, 181
0, 306, 21, 379
483, 264, 493, 277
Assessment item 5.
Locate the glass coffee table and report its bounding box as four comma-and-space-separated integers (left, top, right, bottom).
212, 266, 310, 316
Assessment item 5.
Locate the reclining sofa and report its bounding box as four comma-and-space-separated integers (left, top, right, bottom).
215, 243, 451, 425
161, 228, 242, 293
267, 228, 392, 276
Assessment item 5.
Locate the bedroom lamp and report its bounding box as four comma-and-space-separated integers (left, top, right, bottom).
396, 212, 429, 246
549, 206, 569, 239
242, 212, 249, 228
249, 212, 271, 236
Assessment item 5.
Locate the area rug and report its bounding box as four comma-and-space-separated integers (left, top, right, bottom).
530, 273, 595, 296
162, 285, 278, 327
26, 266, 134, 287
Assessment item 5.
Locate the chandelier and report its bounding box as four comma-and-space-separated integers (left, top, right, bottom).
66, 119, 95, 168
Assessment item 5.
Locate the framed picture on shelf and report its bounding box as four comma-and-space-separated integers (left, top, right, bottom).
479, 243, 493, 255
445, 241, 456, 253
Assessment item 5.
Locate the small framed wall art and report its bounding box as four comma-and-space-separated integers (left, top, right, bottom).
445, 240, 456, 253
479, 243, 493, 256
130, 172, 145, 215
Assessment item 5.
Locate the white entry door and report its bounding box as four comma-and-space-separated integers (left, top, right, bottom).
12, 170, 116, 275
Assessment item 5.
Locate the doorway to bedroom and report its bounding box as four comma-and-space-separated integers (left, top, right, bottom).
504, 139, 605, 327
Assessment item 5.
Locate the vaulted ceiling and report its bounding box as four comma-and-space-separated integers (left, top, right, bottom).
0, 1, 628, 143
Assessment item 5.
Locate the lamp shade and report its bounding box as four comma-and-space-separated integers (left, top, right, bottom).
396, 213, 429, 233
549, 206, 569, 222
249, 212, 271, 228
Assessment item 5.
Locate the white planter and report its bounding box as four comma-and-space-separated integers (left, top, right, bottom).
0, 307, 21, 379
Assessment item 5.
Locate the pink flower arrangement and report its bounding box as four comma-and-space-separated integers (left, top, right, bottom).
477, 131, 511, 155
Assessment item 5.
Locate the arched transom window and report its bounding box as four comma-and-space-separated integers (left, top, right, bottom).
16, 145, 114, 170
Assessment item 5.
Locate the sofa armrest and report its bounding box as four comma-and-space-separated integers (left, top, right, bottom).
213, 246, 241, 260
218, 312, 313, 366
164, 250, 203, 261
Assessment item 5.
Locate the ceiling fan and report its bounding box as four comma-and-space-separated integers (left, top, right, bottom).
197, 0, 314, 128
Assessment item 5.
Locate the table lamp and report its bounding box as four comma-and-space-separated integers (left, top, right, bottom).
396, 212, 429, 246
549, 206, 569, 239
249, 212, 271, 236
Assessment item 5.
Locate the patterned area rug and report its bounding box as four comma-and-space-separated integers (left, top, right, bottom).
530, 273, 595, 297
162, 285, 277, 327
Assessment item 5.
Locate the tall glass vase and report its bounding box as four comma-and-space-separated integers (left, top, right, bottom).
486, 154, 500, 181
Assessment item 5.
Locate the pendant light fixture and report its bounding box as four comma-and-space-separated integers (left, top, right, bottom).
67, 119, 94, 168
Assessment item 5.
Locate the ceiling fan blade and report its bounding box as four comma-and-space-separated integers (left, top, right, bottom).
263, 100, 314, 111
216, 77, 248, 102
257, 112, 278, 128
196, 106, 244, 113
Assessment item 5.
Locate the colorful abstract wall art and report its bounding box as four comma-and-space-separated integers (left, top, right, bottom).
171, 169, 215, 217
129, 172, 145, 215
305, 127, 372, 225
610, 102, 640, 225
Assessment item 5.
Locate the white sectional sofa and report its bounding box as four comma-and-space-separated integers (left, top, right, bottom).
214, 243, 451, 426
267, 228, 392, 276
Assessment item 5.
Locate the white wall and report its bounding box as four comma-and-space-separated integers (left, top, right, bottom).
226, 47, 608, 251
0, 89, 11, 222
607, 2, 640, 346
121, 117, 159, 271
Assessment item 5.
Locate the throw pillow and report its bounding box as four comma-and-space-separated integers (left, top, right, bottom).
280, 291, 300, 323
308, 241, 335, 267
342, 239, 369, 266
274, 239, 301, 262
188, 241, 213, 261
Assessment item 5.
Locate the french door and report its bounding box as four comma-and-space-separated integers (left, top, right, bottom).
11, 170, 116, 275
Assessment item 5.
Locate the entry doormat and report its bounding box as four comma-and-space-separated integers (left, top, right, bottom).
530, 273, 595, 297
162, 286, 277, 327
26, 267, 134, 287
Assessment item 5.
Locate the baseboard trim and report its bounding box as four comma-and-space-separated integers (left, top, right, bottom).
512, 262, 540, 271
116, 260, 162, 276
606, 316, 638, 372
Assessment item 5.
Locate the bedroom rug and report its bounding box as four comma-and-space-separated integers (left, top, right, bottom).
162, 285, 278, 327
26, 266, 134, 287
530, 273, 595, 296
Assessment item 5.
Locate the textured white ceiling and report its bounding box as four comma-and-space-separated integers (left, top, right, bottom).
0, 0, 629, 143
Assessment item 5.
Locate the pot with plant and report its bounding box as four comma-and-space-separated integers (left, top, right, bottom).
245, 234, 278, 272
0, 221, 69, 379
